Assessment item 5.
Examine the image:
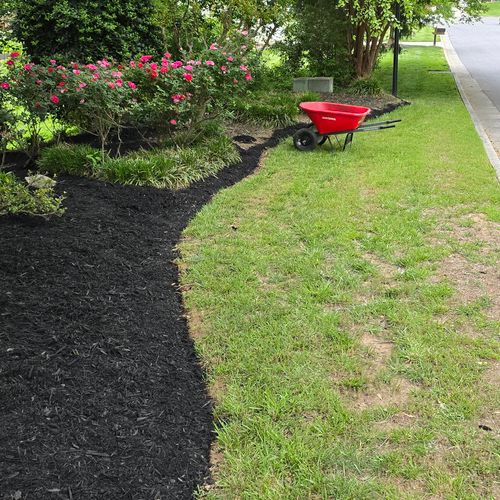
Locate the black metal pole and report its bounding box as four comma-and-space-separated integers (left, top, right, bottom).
392, 2, 401, 97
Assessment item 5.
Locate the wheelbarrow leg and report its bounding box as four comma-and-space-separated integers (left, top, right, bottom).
343, 133, 354, 151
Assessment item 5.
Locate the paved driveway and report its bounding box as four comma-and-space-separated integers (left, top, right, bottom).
447, 17, 500, 112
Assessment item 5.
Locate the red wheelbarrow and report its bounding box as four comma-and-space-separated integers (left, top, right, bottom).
293, 102, 401, 151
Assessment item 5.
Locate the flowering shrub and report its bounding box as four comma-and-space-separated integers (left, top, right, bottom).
0, 34, 253, 156
126, 36, 253, 142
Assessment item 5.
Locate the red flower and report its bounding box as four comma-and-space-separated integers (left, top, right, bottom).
150, 71, 158, 79
50, 95, 59, 104
57, 81, 66, 87
127, 81, 137, 89
48, 67, 55, 73
6, 60, 14, 66
0, 82, 10, 89
10, 52, 20, 58
183, 72, 193, 82
170, 119, 177, 125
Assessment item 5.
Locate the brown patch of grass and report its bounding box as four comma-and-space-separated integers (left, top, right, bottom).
432, 253, 499, 320
352, 377, 415, 411
364, 252, 402, 281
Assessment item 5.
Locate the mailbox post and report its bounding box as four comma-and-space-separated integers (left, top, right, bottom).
433, 26, 446, 46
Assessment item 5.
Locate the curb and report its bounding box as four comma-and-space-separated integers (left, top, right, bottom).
442, 35, 500, 181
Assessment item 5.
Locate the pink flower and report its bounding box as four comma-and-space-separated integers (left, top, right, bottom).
6, 60, 14, 66
183, 64, 193, 71
241, 45, 247, 50
73, 69, 81, 74
171, 94, 185, 104
205, 60, 215, 66
241, 30, 248, 36
245, 73, 252, 81
115, 79, 123, 87
56, 65, 65, 70
61, 73, 67, 79
164, 52, 172, 59
209, 43, 217, 50
149, 63, 158, 71
140, 55, 153, 63
35, 80, 42, 85
127, 81, 137, 89
129, 60, 136, 67
86, 64, 97, 71
50, 95, 59, 104
50, 59, 57, 65
23, 64, 32, 71
92, 73, 100, 81
233, 79, 239, 84
195, 60, 202, 66
112, 71, 122, 78
170, 119, 177, 125
240, 64, 247, 71
98, 59, 111, 68
160, 67, 169, 74
183, 72, 193, 82
0, 82, 10, 89
171, 60, 183, 69
79, 83, 87, 88
10, 52, 20, 58
227, 56, 234, 62
220, 65, 227, 73
108, 82, 116, 89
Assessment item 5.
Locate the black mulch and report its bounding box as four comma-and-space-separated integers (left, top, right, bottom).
0, 101, 405, 500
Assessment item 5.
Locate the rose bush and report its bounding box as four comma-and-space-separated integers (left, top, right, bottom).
0, 35, 253, 157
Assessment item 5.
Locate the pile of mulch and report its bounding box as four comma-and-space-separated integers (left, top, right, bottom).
0, 125, 298, 500
0, 100, 405, 500
318, 91, 409, 117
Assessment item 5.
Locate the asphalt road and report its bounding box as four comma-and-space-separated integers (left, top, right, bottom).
448, 17, 500, 112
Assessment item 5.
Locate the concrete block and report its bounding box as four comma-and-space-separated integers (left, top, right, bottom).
293, 77, 333, 93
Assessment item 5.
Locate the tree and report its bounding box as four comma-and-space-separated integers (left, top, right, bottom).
339, 0, 487, 78
282, 0, 354, 86
11, 0, 162, 62
153, 0, 292, 53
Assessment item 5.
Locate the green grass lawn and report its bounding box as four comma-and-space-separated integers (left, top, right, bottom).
485, 1, 500, 16
179, 46, 500, 498
403, 26, 435, 42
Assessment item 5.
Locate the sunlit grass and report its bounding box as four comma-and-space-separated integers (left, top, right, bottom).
179, 46, 500, 498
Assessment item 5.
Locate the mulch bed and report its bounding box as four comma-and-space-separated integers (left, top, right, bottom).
0, 100, 405, 500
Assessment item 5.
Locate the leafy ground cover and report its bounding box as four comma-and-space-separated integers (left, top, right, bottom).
179, 46, 500, 498
485, 1, 500, 16
38, 135, 239, 189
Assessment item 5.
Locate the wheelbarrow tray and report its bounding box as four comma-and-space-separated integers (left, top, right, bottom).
299, 102, 371, 135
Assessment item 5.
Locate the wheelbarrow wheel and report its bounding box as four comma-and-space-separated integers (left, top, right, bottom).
293, 128, 317, 151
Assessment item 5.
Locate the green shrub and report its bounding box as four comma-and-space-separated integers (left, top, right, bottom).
0, 171, 64, 216
12, 0, 161, 62
348, 77, 382, 96
232, 91, 320, 127
97, 135, 240, 189
37, 144, 102, 177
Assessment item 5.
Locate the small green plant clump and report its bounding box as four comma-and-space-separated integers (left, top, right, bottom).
348, 77, 382, 96
38, 135, 240, 190
0, 171, 65, 216
232, 90, 320, 127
